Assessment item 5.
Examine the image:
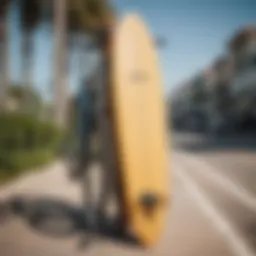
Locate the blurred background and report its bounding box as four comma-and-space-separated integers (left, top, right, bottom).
0, 1, 256, 256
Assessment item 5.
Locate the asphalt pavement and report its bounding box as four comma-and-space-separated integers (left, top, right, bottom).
0, 132, 255, 256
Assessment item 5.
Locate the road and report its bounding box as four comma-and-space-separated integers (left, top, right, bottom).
0, 132, 256, 256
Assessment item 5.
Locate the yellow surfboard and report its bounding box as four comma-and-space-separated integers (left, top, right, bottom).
110, 14, 169, 247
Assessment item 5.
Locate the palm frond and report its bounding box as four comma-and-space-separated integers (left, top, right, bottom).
68, 0, 115, 33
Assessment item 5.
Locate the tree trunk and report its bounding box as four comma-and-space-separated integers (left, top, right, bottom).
53, 0, 68, 127
21, 30, 34, 112
0, 10, 9, 109
21, 31, 33, 89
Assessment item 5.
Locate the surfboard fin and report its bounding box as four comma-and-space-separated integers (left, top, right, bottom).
139, 193, 160, 217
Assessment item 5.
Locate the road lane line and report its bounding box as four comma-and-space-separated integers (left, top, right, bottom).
175, 152, 256, 212
175, 165, 255, 256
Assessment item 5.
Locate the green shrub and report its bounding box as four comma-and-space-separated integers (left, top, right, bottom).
0, 149, 54, 174
0, 113, 64, 182
0, 113, 63, 152
6, 85, 43, 114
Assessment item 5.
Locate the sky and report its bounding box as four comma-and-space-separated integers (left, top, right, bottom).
113, 0, 256, 94
8, 0, 256, 98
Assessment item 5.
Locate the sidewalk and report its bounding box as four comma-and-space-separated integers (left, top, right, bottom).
0, 161, 81, 204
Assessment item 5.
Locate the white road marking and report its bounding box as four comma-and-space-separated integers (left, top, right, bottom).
175, 152, 256, 212
175, 165, 255, 256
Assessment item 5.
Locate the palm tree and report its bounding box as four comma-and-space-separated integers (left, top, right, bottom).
53, 0, 115, 127
0, 0, 10, 109
53, 0, 68, 127
19, 0, 41, 111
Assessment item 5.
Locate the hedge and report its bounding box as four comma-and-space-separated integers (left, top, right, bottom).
0, 113, 64, 183
0, 149, 55, 181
